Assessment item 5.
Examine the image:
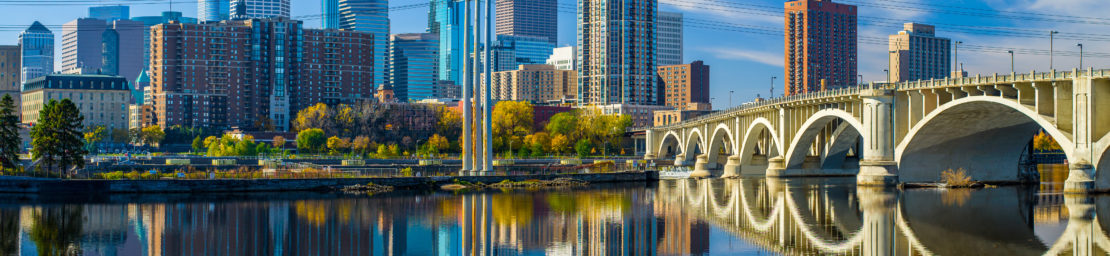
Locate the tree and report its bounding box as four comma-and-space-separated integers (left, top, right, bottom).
292, 103, 331, 133
427, 134, 450, 154
30, 99, 87, 175
376, 144, 390, 158
296, 128, 326, 153
575, 139, 592, 158
436, 107, 462, 140
140, 125, 165, 147
492, 101, 534, 153
272, 136, 286, 150
191, 136, 204, 152
109, 128, 129, 144
550, 134, 571, 155
326, 136, 350, 155
545, 111, 579, 138
351, 136, 371, 155
83, 126, 106, 154
388, 144, 401, 157
0, 94, 19, 170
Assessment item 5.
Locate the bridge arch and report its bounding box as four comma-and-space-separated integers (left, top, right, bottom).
706, 123, 736, 168
738, 118, 782, 174
683, 128, 706, 160
657, 131, 683, 159
784, 109, 865, 171
896, 96, 1076, 183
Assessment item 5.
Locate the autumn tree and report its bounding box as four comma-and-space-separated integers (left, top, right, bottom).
272, 136, 286, 150
139, 125, 166, 147
326, 136, 350, 155
492, 101, 534, 154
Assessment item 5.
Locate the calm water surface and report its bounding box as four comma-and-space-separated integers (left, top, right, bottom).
0, 164, 1100, 255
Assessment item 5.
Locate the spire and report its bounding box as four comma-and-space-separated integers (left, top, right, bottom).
26, 21, 51, 32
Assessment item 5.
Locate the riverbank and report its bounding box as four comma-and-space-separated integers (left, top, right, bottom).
0, 171, 657, 194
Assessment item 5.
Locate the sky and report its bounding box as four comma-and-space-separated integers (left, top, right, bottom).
3, 0, 1109, 110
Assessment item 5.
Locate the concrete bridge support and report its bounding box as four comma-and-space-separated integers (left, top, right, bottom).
858, 89, 898, 186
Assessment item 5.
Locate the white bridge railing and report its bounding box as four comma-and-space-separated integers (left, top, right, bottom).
651, 68, 1110, 130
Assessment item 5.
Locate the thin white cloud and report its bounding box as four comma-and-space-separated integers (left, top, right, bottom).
703, 47, 783, 67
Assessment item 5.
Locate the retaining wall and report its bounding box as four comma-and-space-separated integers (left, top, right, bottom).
0, 171, 658, 194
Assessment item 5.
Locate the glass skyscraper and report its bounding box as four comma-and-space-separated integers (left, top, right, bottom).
19, 21, 54, 88
323, 0, 340, 29
198, 0, 230, 22
340, 0, 390, 89
495, 0, 556, 44
432, 0, 466, 84
89, 6, 130, 22
578, 0, 658, 105
656, 11, 683, 66
491, 35, 554, 72
231, 0, 290, 19
390, 33, 440, 101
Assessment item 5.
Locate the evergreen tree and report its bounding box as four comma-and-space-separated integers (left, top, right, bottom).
30, 99, 87, 175
0, 95, 19, 170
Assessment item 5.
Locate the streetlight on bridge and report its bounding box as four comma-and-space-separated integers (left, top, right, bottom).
1077, 43, 1084, 69
770, 76, 777, 97
1050, 31, 1059, 70
1008, 50, 1014, 73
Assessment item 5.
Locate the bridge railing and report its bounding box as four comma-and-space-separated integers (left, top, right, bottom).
650, 68, 1110, 131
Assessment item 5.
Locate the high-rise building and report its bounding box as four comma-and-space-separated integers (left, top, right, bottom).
323, 0, 340, 29
889, 23, 951, 82
60, 18, 144, 83
340, 0, 390, 89
18, 21, 53, 87
489, 35, 554, 72
433, 0, 466, 84
0, 46, 19, 113
546, 46, 575, 70
134, 12, 198, 70
578, 0, 658, 105
149, 19, 374, 131
784, 0, 857, 96
495, 0, 557, 44
658, 61, 709, 110
488, 64, 576, 103
21, 74, 131, 130
657, 11, 683, 66
230, 0, 290, 19
89, 6, 131, 22
390, 33, 441, 101
198, 0, 231, 22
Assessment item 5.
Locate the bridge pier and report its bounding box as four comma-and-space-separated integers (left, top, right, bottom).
721, 155, 742, 178
674, 154, 691, 166
1065, 161, 1095, 193
692, 154, 712, 177
858, 89, 899, 187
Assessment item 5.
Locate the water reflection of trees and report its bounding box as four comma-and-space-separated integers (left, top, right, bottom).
29, 205, 84, 256
0, 208, 18, 256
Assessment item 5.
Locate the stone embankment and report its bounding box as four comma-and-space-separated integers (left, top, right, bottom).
0, 171, 657, 194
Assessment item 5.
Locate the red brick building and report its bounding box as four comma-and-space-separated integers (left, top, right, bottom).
148, 18, 374, 131
784, 0, 857, 96
657, 61, 710, 110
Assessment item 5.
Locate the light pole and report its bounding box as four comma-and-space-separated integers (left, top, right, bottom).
858, 74, 863, 85
1008, 50, 1014, 73
954, 41, 962, 72
1050, 31, 1059, 70
729, 90, 733, 108
1077, 43, 1084, 69
883, 69, 889, 83
770, 76, 777, 97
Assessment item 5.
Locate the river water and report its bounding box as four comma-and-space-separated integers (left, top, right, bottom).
0, 164, 1098, 255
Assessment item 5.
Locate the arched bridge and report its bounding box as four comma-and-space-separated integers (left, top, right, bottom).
646, 69, 1110, 192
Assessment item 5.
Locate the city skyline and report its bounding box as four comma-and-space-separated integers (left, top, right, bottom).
0, 0, 1106, 109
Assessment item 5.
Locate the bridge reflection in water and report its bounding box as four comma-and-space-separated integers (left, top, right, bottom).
2, 175, 1110, 255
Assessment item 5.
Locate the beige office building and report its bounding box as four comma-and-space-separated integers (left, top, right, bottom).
889, 23, 951, 82
21, 74, 131, 130
0, 45, 19, 113
489, 64, 577, 103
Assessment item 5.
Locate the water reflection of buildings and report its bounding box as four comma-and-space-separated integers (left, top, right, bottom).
0, 188, 668, 256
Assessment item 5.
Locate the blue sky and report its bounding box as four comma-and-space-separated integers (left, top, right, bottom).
3, 0, 1107, 109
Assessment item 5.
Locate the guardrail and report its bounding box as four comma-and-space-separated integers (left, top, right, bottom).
650, 68, 1110, 131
